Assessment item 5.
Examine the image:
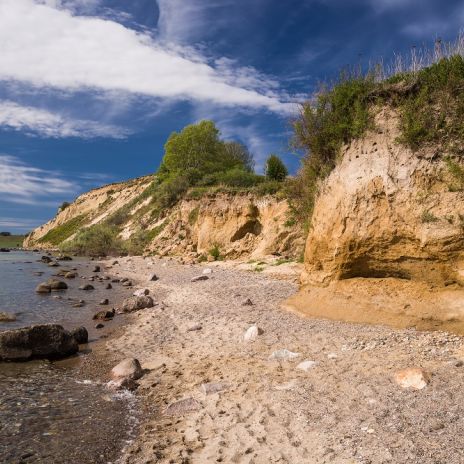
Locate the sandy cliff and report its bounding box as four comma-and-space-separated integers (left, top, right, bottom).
287, 109, 464, 334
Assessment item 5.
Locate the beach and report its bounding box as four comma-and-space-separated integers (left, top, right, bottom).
99, 256, 464, 464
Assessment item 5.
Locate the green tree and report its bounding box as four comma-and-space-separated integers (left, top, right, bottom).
265, 155, 288, 181
160, 120, 223, 176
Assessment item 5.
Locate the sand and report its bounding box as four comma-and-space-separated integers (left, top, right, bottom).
100, 256, 464, 464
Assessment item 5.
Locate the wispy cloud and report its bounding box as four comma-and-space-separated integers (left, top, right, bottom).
0, 154, 78, 205
0, 0, 293, 114
0, 100, 130, 138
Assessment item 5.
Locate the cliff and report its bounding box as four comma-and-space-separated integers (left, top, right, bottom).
24, 178, 304, 261
286, 108, 464, 334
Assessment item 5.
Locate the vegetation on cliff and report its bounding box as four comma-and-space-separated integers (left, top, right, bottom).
290, 37, 464, 229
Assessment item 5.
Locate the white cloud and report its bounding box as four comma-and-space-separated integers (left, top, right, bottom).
0, 100, 129, 138
0, 0, 292, 113
0, 155, 78, 205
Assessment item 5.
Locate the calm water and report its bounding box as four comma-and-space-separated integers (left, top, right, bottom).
0, 251, 136, 464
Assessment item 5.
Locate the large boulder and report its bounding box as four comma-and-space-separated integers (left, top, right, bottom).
70, 326, 88, 344
0, 324, 78, 361
121, 295, 154, 313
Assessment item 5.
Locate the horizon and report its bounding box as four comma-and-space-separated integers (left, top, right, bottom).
1, 0, 463, 233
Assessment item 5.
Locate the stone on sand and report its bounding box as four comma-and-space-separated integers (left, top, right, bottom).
191, 275, 209, 282
243, 325, 263, 342
165, 397, 201, 416
394, 368, 430, 390
269, 349, 301, 361
133, 288, 150, 297
296, 360, 318, 372
121, 295, 154, 313
111, 358, 143, 381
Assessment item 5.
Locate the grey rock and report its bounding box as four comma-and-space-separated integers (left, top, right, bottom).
121, 295, 154, 313
46, 279, 68, 291
70, 326, 88, 344
0, 312, 16, 322
165, 397, 201, 416
93, 309, 115, 320
191, 275, 209, 282
79, 284, 95, 291
111, 358, 143, 381
35, 283, 51, 294
105, 283, 112, 289
92, 265, 101, 273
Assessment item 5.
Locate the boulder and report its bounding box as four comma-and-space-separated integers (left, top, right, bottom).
79, 284, 95, 291
47, 279, 68, 291
35, 283, 51, 293
70, 326, 88, 344
191, 275, 209, 282
0, 324, 78, 361
133, 288, 149, 297
93, 309, 115, 320
111, 358, 143, 381
394, 368, 430, 390
121, 295, 154, 313
0, 312, 16, 322
243, 325, 263, 342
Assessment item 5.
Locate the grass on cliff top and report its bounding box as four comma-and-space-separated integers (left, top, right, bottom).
290, 45, 464, 231
0, 235, 24, 248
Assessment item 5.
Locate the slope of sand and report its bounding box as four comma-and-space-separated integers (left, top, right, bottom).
102, 257, 464, 464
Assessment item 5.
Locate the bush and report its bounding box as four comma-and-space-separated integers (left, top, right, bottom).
265, 155, 288, 181
209, 244, 221, 261
59, 201, 70, 211
61, 224, 124, 256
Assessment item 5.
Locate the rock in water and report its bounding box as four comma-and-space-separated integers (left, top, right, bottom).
79, 284, 95, 291
35, 283, 51, 293
0, 324, 78, 361
243, 325, 263, 342
46, 279, 68, 290
0, 312, 16, 322
70, 326, 88, 344
111, 358, 143, 381
269, 349, 301, 361
191, 275, 209, 282
93, 309, 115, 320
121, 295, 154, 313
394, 368, 430, 390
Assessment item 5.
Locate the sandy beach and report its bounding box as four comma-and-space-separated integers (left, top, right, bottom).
95, 256, 464, 464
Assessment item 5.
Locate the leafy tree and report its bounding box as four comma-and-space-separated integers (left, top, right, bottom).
265, 155, 288, 181
160, 120, 224, 176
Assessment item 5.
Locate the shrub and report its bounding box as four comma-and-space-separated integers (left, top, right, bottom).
61, 224, 124, 256
421, 210, 439, 223
59, 201, 70, 211
209, 244, 221, 261
265, 155, 288, 181
445, 156, 464, 191
38, 214, 87, 245
188, 207, 200, 225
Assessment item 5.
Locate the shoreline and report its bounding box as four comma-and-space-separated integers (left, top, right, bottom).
96, 255, 464, 464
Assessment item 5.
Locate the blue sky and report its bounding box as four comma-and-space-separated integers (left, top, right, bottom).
0, 0, 462, 233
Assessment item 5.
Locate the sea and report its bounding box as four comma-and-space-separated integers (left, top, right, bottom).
0, 250, 137, 464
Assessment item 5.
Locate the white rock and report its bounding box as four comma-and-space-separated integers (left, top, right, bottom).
133, 288, 150, 297
327, 353, 338, 359
296, 360, 318, 372
111, 358, 143, 381
243, 325, 263, 342
394, 368, 430, 390
269, 349, 300, 361
202, 268, 213, 275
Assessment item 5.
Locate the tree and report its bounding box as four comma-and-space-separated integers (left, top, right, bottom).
160, 120, 223, 176
222, 141, 254, 172
265, 155, 288, 181
0, 232, 11, 236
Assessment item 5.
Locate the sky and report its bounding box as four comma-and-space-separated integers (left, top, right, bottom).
0, 0, 463, 233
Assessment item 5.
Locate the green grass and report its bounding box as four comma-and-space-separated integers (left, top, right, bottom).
38, 214, 87, 245
0, 235, 25, 248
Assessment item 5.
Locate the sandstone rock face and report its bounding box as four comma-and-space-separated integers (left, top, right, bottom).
303, 110, 464, 288
0, 324, 78, 361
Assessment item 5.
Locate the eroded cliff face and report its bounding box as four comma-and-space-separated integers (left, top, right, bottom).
302, 109, 464, 288
145, 194, 302, 260
25, 178, 304, 260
